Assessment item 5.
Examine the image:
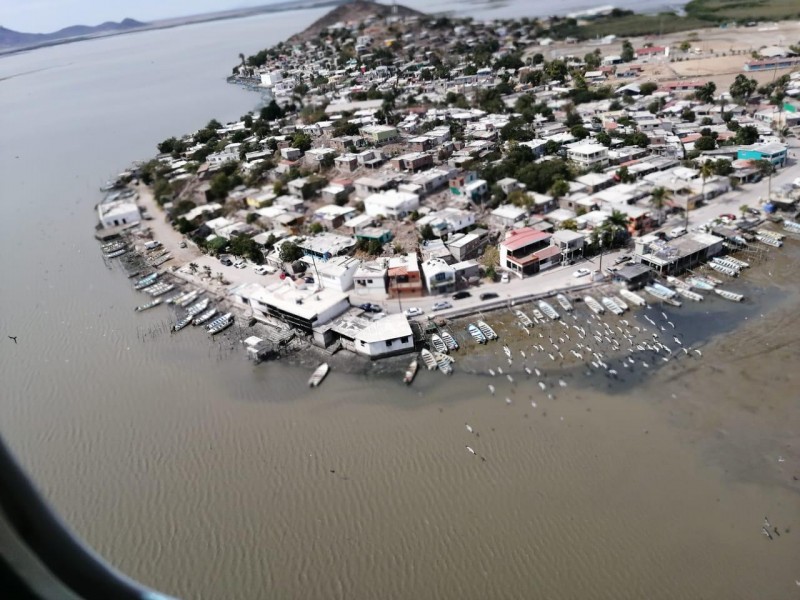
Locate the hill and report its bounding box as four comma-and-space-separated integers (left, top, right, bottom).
287, 0, 423, 44
0, 18, 145, 50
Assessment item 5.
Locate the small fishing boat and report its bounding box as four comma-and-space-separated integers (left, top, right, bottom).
583, 295, 604, 315
531, 308, 545, 321
685, 276, 716, 290
537, 300, 560, 320
619, 288, 647, 307
711, 257, 742, 273
105, 248, 127, 258
756, 234, 782, 247
430, 334, 448, 354
555, 294, 573, 312
714, 288, 744, 302
178, 290, 202, 307
171, 314, 193, 332
651, 282, 677, 298
433, 351, 454, 375
476, 320, 497, 340
403, 359, 418, 385
420, 348, 438, 370
148, 283, 175, 297
503, 345, 512, 359
163, 292, 183, 304
466, 324, 487, 344
193, 308, 217, 326
724, 256, 749, 269
308, 363, 329, 387
644, 286, 682, 307
167, 290, 190, 305
441, 331, 459, 351
514, 310, 533, 328
611, 295, 628, 311
102, 242, 126, 254
676, 287, 704, 302
601, 296, 624, 316
135, 298, 162, 312
134, 273, 159, 289
149, 253, 172, 267
206, 312, 234, 335
708, 261, 738, 277
186, 297, 210, 316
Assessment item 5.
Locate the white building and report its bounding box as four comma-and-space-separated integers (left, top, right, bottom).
566, 142, 609, 168
260, 71, 284, 87
314, 256, 360, 292
97, 200, 140, 228
490, 204, 528, 229
416, 207, 475, 237
207, 143, 242, 165
248, 280, 350, 333
363, 190, 420, 219
332, 313, 414, 358
352, 260, 388, 297
420, 257, 456, 294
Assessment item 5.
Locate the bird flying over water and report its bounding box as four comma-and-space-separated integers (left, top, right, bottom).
8, 336, 17, 344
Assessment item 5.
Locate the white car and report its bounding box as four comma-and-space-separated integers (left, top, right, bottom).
432, 301, 452, 311
573, 268, 591, 278
254, 265, 277, 275
404, 307, 424, 317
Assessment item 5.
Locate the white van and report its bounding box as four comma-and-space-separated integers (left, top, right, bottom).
668, 227, 687, 239
144, 240, 162, 250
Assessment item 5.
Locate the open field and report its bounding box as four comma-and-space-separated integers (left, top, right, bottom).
686, 0, 800, 22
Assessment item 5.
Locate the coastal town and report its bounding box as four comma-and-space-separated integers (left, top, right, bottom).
95, 1, 800, 372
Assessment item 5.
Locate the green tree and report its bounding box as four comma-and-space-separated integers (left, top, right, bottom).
560, 219, 578, 231
729, 74, 757, 104
308, 222, 324, 234
292, 132, 313, 152
650, 187, 670, 223
695, 81, 717, 104
621, 40, 635, 63
419, 224, 436, 240
584, 52, 601, 69
279, 241, 303, 263
694, 136, 716, 152
596, 131, 612, 147
735, 125, 759, 145
260, 100, 284, 121
616, 166, 633, 183
549, 178, 570, 198
639, 82, 658, 96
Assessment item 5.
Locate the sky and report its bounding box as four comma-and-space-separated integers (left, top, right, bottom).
0, 0, 292, 33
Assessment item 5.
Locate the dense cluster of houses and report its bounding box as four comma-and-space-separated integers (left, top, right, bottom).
104, 6, 800, 358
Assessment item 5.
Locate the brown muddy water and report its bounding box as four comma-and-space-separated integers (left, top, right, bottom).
1, 10, 799, 600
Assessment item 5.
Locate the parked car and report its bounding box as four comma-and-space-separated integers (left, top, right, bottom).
573, 268, 591, 278
480, 292, 499, 301
452, 291, 472, 300
500, 272, 510, 284
403, 307, 424, 317
606, 266, 619, 274
747, 208, 761, 216
432, 301, 452, 311
254, 264, 276, 275
359, 303, 383, 313
613, 254, 631, 265
719, 213, 737, 223
219, 256, 233, 267
304, 276, 314, 284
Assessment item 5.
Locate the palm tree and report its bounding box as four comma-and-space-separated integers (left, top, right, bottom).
739, 204, 750, 219
693, 161, 715, 229
189, 262, 199, 274
650, 187, 671, 225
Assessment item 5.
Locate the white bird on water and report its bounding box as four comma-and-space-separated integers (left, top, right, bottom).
466, 446, 476, 455
693, 349, 702, 357
507, 374, 514, 383
531, 401, 537, 407
466, 424, 474, 434
488, 384, 495, 395
505, 397, 512, 405
489, 368, 496, 377
498, 366, 504, 375
538, 381, 546, 391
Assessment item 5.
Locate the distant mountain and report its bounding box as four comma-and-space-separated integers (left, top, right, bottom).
0, 18, 145, 50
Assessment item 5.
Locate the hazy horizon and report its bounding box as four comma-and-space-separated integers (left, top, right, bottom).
0, 0, 300, 33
